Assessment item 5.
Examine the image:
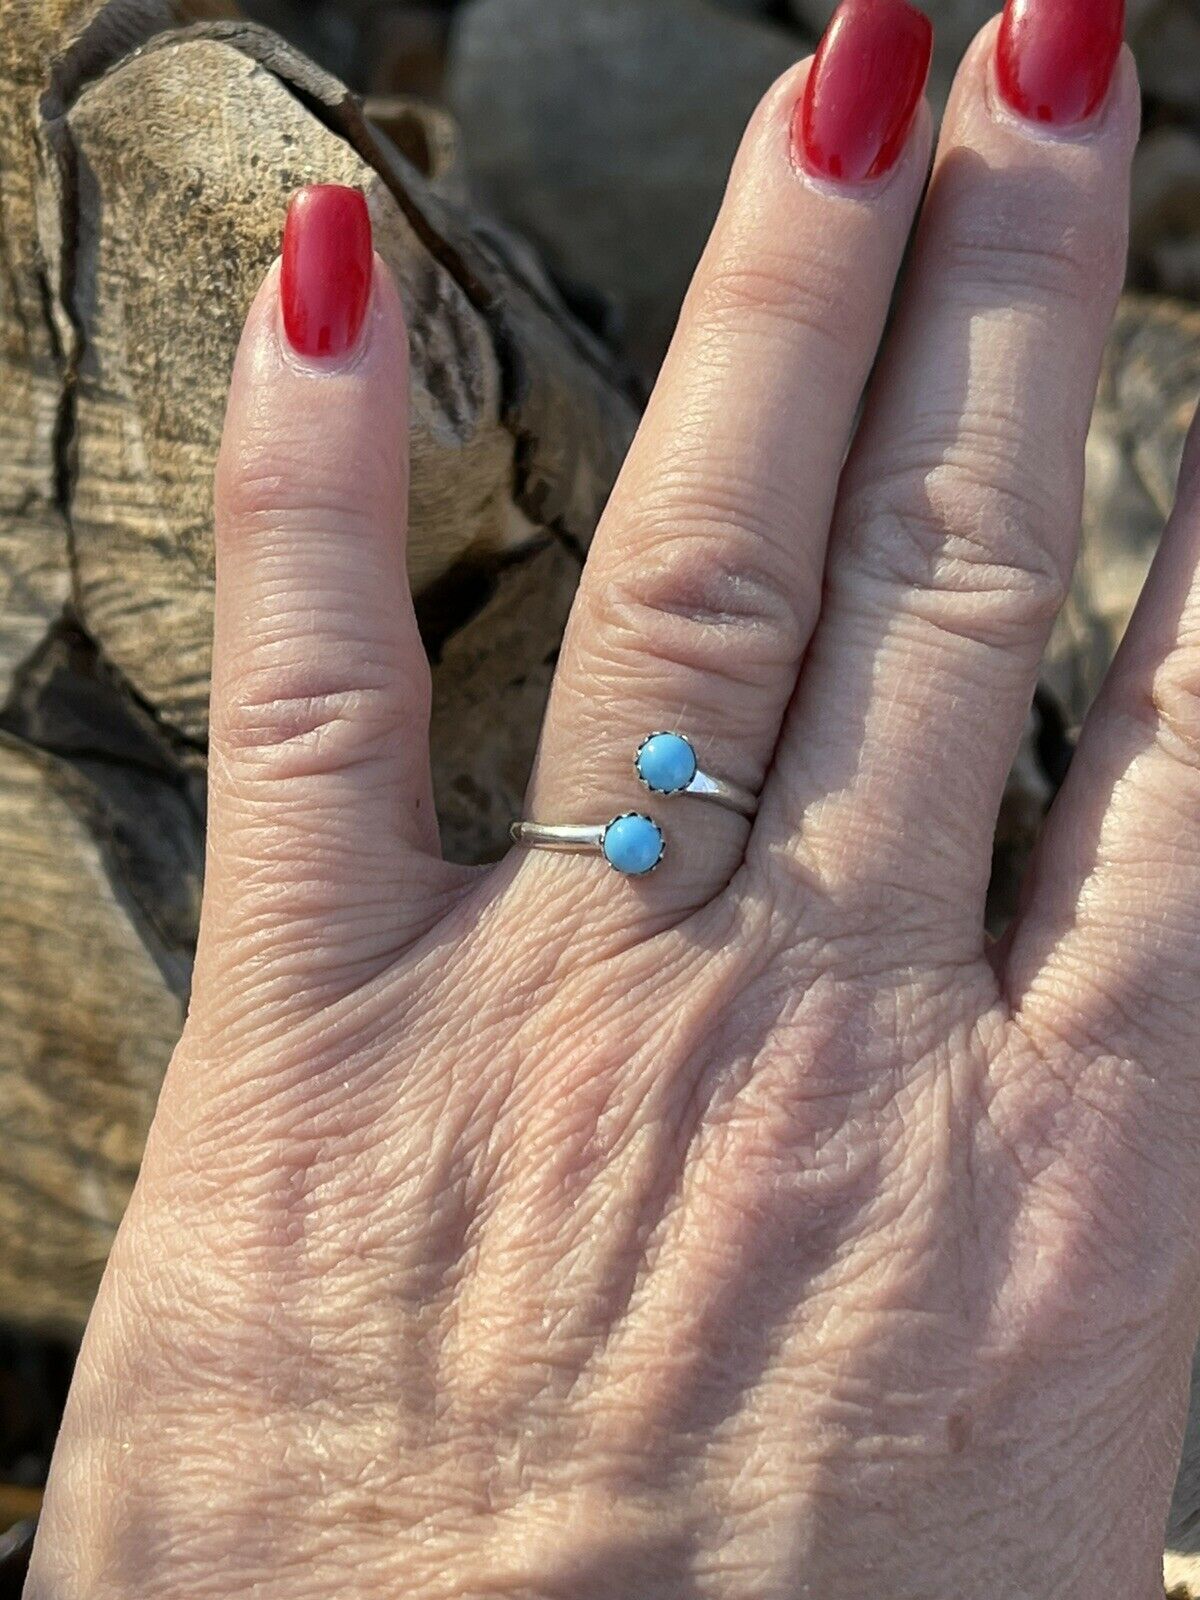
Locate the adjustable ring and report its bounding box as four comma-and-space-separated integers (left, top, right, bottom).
510, 813, 666, 877
635, 732, 758, 819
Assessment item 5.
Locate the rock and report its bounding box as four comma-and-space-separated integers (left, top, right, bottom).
448, 0, 800, 378
1136, 0, 1200, 113
790, 0, 1163, 53
1129, 0, 1173, 31
1131, 127, 1200, 305
711, 0, 785, 13
450, 0, 1185, 384
358, 2, 450, 98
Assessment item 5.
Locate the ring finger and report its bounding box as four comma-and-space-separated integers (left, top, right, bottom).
520, 0, 934, 913
760, 0, 1137, 947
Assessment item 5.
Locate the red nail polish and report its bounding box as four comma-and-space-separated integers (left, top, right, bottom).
793, 0, 932, 185
996, 0, 1124, 127
280, 185, 372, 358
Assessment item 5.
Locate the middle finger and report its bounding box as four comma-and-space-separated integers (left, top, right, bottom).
521, 0, 933, 914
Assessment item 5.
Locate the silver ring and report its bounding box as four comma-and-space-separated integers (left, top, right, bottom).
510, 813, 665, 876
635, 732, 757, 819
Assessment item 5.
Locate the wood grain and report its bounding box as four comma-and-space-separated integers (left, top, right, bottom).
0, 0, 635, 1333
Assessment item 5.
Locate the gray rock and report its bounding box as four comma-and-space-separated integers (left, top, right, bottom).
1136, 0, 1200, 112
1131, 127, 1200, 303
448, 0, 799, 378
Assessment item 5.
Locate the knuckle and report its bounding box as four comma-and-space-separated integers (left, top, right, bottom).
217, 432, 394, 532
1145, 645, 1200, 772
687, 253, 856, 364
587, 514, 808, 689
840, 457, 1072, 646
214, 663, 418, 782
934, 207, 1122, 309
218, 466, 381, 532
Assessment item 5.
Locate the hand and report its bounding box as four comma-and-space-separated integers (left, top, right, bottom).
28, 1, 1191, 1596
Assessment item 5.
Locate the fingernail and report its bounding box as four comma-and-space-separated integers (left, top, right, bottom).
793, 0, 932, 185
280, 185, 372, 359
996, 0, 1124, 127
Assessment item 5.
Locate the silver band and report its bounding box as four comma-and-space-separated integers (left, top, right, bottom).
509, 821, 604, 853
676, 767, 758, 818
635, 732, 758, 819
510, 812, 666, 877
509, 734, 755, 880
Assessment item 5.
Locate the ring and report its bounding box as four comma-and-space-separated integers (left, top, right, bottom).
510, 813, 666, 876
634, 732, 757, 819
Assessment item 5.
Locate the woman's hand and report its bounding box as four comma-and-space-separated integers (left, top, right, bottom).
29, 1, 1193, 1595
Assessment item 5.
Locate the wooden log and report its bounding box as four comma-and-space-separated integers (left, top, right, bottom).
37, 15, 636, 739
0, 733, 185, 1331
0, 0, 636, 1333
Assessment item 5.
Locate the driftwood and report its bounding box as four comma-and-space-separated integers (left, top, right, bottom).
0, 0, 636, 1334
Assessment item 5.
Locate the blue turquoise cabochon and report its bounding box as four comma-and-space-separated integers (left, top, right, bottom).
636, 733, 698, 795
601, 814, 665, 876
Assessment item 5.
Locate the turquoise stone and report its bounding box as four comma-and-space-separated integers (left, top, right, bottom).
636, 732, 697, 795
602, 813, 664, 876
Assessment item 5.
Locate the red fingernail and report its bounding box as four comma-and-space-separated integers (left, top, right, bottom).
996, 0, 1124, 127
793, 0, 932, 185
280, 185, 372, 359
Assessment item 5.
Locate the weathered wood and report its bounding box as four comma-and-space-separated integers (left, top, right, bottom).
0, 731, 185, 1332
0, 0, 636, 1334
38, 16, 636, 739
0, 0, 159, 708
430, 538, 582, 861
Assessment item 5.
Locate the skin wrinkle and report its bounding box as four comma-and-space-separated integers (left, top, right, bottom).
838, 463, 1077, 601
447, 946, 745, 1430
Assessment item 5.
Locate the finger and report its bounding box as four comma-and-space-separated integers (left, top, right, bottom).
197, 185, 448, 1017
523, 0, 933, 911
759, 5, 1137, 941
1004, 411, 1200, 1063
